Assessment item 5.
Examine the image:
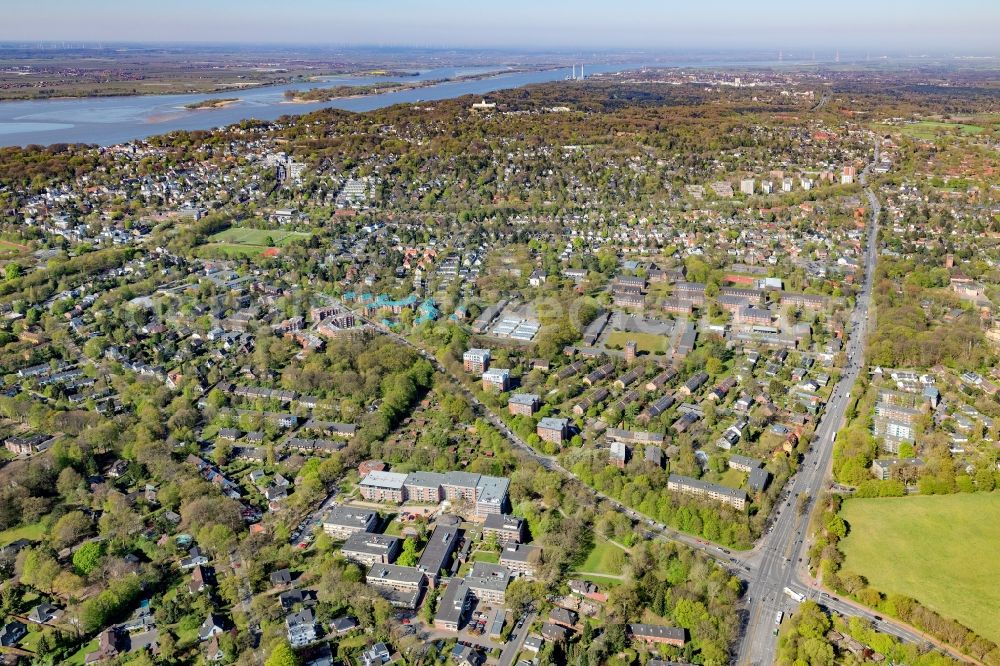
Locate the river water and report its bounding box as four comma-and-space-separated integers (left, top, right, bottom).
0, 63, 644, 147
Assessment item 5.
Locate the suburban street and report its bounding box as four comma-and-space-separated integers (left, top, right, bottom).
339, 150, 969, 664
497, 611, 537, 666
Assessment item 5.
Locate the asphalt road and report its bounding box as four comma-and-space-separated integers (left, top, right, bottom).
731, 147, 967, 665
334, 162, 968, 662
497, 611, 537, 666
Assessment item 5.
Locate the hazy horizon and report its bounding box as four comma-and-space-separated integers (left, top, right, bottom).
5, 0, 1000, 54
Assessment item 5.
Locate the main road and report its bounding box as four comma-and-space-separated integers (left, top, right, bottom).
336, 148, 972, 663
735, 156, 881, 664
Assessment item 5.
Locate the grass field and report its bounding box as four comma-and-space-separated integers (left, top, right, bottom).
605, 331, 668, 355
200, 227, 312, 258
577, 537, 628, 576
840, 492, 1000, 643
0, 522, 45, 547
209, 227, 312, 246
64, 638, 99, 666
576, 573, 623, 587
716, 468, 746, 490
886, 121, 986, 141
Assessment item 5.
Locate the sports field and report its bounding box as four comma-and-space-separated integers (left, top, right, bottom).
839, 492, 1000, 643
208, 227, 312, 246
200, 227, 313, 258
606, 330, 668, 355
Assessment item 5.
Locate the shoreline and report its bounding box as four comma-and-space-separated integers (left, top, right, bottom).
0, 65, 557, 105
183, 98, 242, 110
283, 66, 554, 104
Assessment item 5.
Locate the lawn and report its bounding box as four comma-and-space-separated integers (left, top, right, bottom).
886, 121, 985, 141
64, 638, 99, 666
199, 227, 312, 259
577, 537, 628, 576
208, 227, 312, 247
575, 573, 623, 588
605, 331, 668, 355
0, 521, 46, 547
716, 468, 746, 490
839, 492, 1000, 644
471, 550, 499, 564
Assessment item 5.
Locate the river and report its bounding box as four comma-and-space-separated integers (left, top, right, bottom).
0, 63, 645, 147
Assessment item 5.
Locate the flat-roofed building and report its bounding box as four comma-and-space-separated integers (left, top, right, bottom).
417, 525, 460, 579
359, 471, 407, 503
482, 513, 525, 545
366, 563, 426, 610
475, 475, 510, 517
463, 349, 491, 374
322, 506, 378, 539
341, 532, 401, 567
482, 368, 510, 392
434, 579, 470, 631
465, 562, 512, 604
609, 441, 628, 469
442, 471, 480, 503
499, 544, 542, 579
667, 474, 747, 510
403, 471, 445, 504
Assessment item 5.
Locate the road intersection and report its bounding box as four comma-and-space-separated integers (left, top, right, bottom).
339, 148, 970, 663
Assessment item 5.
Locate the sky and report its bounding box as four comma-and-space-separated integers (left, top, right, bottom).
4, 0, 1000, 53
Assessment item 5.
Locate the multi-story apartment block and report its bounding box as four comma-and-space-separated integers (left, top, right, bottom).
463, 348, 491, 374
667, 474, 747, 510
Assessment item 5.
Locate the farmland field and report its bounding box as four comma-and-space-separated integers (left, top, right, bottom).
839, 492, 1000, 643
605, 330, 668, 355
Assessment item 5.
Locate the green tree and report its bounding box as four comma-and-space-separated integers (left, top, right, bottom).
265, 640, 299, 666
72, 541, 105, 576
52, 510, 92, 549
396, 538, 420, 567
